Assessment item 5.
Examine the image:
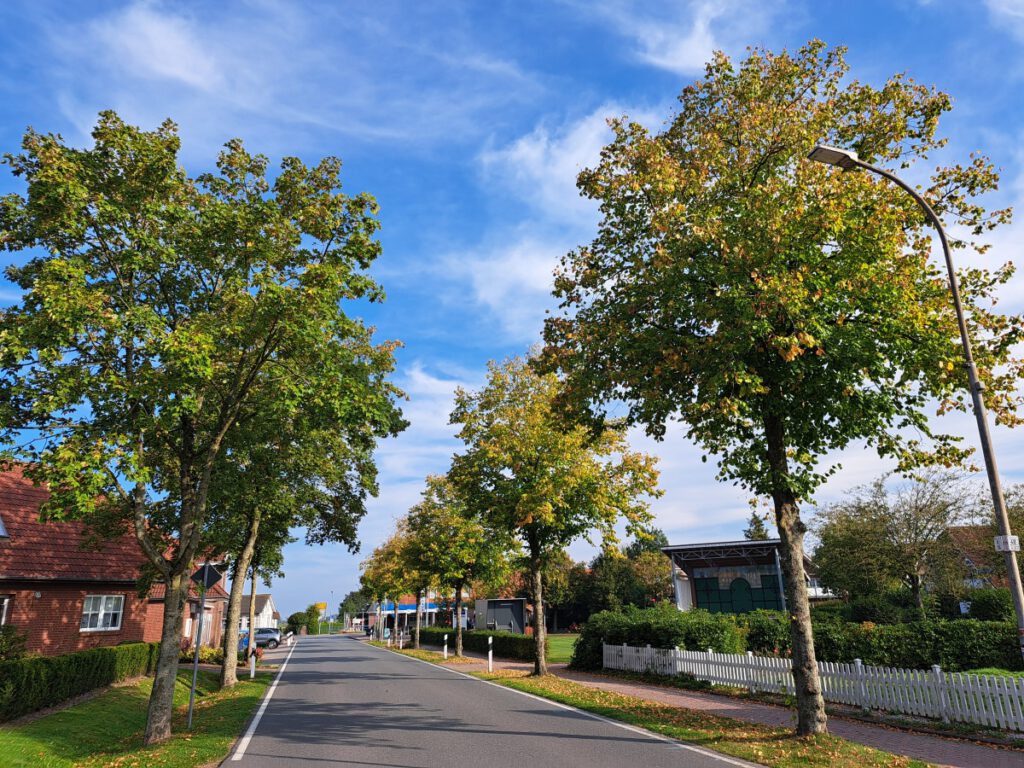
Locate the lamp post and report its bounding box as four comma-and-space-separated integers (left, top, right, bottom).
808, 145, 1024, 660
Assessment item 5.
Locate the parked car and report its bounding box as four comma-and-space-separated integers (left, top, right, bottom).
238, 627, 282, 650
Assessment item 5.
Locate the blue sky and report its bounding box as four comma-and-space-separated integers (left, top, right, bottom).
3, 0, 1024, 617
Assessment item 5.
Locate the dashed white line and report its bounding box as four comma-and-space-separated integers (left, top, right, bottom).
230, 640, 298, 762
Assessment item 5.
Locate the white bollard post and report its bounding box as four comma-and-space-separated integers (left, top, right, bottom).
399, 632, 404, 650
488, 635, 493, 673
249, 651, 256, 679
443, 634, 448, 660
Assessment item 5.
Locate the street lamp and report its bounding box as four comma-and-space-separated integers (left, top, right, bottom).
808, 144, 1024, 660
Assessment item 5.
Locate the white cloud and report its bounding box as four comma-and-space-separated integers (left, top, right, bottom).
580, 0, 785, 76
986, 0, 1024, 41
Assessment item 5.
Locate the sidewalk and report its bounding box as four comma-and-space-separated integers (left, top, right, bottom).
402, 642, 1024, 768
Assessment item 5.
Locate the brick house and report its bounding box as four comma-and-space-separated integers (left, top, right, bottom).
0, 466, 227, 656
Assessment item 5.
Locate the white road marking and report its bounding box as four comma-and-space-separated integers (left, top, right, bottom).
230, 640, 299, 762
365, 640, 758, 768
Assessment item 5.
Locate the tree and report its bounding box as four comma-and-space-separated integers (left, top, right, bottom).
360, 525, 415, 642
0, 113, 404, 742
814, 471, 974, 611
540, 42, 1022, 734
339, 587, 372, 624
405, 475, 513, 655
450, 357, 660, 674
624, 527, 670, 558
632, 549, 674, 605
744, 513, 771, 541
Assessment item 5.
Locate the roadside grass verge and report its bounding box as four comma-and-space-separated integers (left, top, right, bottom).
475, 670, 932, 768
966, 668, 1024, 678
370, 641, 476, 664
0, 669, 272, 768
546, 634, 578, 664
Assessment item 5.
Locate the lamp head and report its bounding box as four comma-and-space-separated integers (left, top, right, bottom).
807, 145, 859, 170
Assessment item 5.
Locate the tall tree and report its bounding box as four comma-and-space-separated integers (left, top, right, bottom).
405, 475, 513, 655
0, 113, 404, 742
540, 42, 1022, 734
814, 471, 974, 610
450, 357, 660, 674
360, 525, 415, 642
744, 513, 771, 541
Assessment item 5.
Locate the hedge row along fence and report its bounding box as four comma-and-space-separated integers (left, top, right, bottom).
0, 641, 160, 722
571, 607, 1024, 673
417, 626, 545, 661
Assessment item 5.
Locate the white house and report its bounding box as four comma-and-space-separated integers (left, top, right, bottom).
239, 594, 279, 630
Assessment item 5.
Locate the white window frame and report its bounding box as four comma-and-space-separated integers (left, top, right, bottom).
0, 595, 10, 625
80, 594, 124, 632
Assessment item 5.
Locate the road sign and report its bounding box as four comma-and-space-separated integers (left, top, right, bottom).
995, 535, 1021, 553
191, 563, 222, 589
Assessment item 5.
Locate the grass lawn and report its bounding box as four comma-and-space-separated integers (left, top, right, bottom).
0, 669, 272, 768
965, 668, 1024, 678
372, 642, 477, 664
476, 670, 931, 768
546, 633, 578, 664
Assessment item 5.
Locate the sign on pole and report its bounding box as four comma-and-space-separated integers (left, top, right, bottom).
995, 535, 1021, 552
187, 563, 223, 730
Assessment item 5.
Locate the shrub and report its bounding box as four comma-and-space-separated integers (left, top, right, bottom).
571, 607, 744, 670
418, 626, 543, 661
0, 641, 160, 722
737, 610, 790, 655
0, 626, 27, 661
966, 588, 1015, 622
178, 645, 225, 665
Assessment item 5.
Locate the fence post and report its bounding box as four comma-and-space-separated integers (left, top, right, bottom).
932, 664, 950, 723
675, 646, 680, 676
444, 634, 448, 660
488, 635, 493, 673
746, 651, 755, 693
854, 659, 868, 712
623, 642, 628, 672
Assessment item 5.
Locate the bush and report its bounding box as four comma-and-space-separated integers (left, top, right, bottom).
0, 641, 160, 722
737, 610, 790, 655
967, 588, 1015, 622
417, 626, 543, 661
0, 626, 27, 661
571, 606, 744, 670
811, 618, 1021, 671
178, 645, 225, 665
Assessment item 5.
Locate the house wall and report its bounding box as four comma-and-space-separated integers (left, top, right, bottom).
0, 581, 147, 656
145, 598, 225, 648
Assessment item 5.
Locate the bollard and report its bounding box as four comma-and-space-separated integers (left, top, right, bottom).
444, 634, 448, 660
399, 632, 404, 650
488, 635, 493, 673
249, 651, 256, 679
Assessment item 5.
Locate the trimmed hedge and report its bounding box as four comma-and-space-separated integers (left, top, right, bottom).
571, 605, 1023, 673
0, 641, 160, 722
571, 606, 745, 670
418, 626, 544, 661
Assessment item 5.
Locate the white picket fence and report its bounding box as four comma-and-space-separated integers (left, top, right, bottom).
603, 643, 1024, 732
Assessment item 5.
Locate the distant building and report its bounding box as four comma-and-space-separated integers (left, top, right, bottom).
240, 594, 279, 630
663, 539, 829, 614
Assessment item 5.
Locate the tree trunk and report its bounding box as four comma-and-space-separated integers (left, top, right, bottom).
454, 580, 464, 656
415, 589, 422, 649
144, 570, 189, 744
764, 413, 827, 736
911, 573, 925, 615
530, 546, 547, 676
247, 565, 258, 660
221, 509, 261, 688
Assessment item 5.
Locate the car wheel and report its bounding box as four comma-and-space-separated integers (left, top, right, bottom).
268, 640, 279, 649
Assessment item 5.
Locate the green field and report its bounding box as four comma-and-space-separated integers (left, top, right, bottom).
547, 634, 578, 664
0, 669, 271, 768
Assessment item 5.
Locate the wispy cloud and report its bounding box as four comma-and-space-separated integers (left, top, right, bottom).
576, 0, 786, 75
986, 0, 1024, 42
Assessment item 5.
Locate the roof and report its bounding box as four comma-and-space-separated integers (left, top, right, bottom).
149, 580, 229, 602
663, 538, 815, 571
240, 594, 275, 614
0, 466, 148, 583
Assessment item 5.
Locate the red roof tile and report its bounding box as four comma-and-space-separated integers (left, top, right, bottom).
0, 466, 147, 582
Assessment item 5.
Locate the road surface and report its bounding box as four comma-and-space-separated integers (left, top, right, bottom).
229, 635, 754, 767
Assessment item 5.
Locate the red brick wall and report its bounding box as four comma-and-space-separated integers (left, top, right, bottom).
0, 582, 147, 656
144, 598, 226, 648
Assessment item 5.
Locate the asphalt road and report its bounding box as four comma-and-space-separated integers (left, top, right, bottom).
229, 635, 754, 768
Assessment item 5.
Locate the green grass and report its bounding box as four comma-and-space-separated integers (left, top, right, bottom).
964, 668, 1024, 678
306, 621, 341, 635
0, 669, 272, 768
477, 670, 932, 768
546, 633, 578, 664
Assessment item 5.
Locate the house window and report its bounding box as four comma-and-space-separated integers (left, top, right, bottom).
80, 595, 124, 631
0, 595, 10, 624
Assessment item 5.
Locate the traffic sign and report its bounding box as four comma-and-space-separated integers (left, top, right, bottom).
995, 535, 1021, 553
191, 563, 222, 589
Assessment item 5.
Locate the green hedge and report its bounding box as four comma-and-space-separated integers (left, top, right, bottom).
571, 606, 1022, 673
0, 641, 160, 722
571, 606, 745, 670
418, 626, 544, 661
